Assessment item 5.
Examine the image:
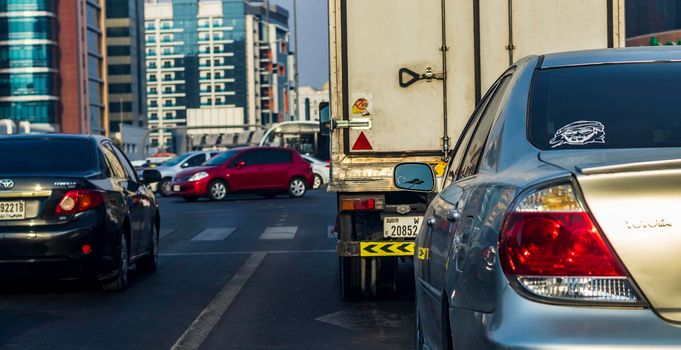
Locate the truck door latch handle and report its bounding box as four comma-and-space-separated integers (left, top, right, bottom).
334, 118, 372, 130
399, 66, 445, 88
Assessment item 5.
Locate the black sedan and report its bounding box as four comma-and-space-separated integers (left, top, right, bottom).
0, 134, 162, 291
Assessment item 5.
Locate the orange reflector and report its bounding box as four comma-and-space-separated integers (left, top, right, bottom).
352, 132, 373, 151
82, 245, 92, 255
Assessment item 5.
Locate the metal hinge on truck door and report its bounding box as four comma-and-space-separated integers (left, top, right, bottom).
399, 66, 445, 88
334, 118, 372, 130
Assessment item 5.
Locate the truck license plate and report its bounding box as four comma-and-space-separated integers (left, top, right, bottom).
0, 201, 26, 220
384, 216, 422, 238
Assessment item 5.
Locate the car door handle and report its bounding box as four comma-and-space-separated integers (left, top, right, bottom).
447, 210, 462, 222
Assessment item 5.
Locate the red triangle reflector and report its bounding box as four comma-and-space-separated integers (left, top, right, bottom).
352, 132, 373, 151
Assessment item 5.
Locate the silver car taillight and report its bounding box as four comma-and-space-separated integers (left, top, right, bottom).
499, 183, 642, 304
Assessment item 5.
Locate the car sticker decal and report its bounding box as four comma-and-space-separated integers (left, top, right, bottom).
550, 120, 606, 148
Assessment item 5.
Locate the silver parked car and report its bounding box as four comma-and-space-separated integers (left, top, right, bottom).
139, 151, 221, 196
397, 47, 681, 349
301, 154, 330, 189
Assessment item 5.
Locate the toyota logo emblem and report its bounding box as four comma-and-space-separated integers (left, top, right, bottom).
0, 179, 14, 190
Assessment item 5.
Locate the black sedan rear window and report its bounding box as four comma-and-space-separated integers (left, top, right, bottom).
529, 63, 681, 150
0, 138, 95, 173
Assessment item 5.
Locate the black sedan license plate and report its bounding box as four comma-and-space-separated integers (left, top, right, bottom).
0, 201, 26, 220
384, 216, 422, 238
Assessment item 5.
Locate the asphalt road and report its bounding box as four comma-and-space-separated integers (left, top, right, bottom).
0, 189, 415, 350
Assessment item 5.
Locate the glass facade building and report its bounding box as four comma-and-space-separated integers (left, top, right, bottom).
0, 0, 59, 125
145, 0, 291, 149
0, 0, 108, 134
627, 0, 681, 37
106, 0, 147, 132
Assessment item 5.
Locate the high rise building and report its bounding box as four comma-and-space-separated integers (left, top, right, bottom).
58, 0, 108, 134
0, 0, 108, 134
144, 0, 290, 150
106, 0, 147, 132
245, 1, 291, 126
0, 1, 59, 130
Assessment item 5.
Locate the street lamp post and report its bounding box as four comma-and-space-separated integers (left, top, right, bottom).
293, 0, 300, 121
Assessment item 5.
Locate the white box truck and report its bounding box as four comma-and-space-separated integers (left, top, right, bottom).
327, 0, 625, 298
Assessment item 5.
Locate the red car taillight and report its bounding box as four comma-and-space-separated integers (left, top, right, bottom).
55, 189, 105, 215
499, 183, 640, 304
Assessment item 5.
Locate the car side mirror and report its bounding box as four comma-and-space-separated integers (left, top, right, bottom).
142, 169, 162, 184
236, 161, 246, 169
319, 105, 331, 137
394, 163, 434, 192
181, 162, 189, 168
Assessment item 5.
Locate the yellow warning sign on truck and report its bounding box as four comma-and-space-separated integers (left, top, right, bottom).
360, 242, 414, 257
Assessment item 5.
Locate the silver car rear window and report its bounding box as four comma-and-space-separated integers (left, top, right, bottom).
529, 62, 681, 150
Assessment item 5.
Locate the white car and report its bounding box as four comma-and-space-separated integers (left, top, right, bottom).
301, 154, 330, 189
138, 151, 222, 196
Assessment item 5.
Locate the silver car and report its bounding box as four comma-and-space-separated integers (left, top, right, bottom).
395, 47, 681, 349
140, 151, 221, 196
301, 154, 330, 189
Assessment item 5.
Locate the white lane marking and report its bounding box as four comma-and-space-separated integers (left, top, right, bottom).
160, 249, 334, 257
259, 226, 298, 240
190, 228, 236, 241
171, 252, 266, 350
160, 229, 176, 238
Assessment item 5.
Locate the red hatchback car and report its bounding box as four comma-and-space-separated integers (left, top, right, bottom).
170, 147, 314, 201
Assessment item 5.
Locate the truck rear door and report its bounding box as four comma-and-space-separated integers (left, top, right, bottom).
331, 0, 445, 155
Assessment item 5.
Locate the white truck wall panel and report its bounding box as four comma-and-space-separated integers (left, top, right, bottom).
329, 0, 624, 192
345, 0, 444, 153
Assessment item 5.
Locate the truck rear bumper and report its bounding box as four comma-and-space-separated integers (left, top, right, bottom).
337, 241, 414, 257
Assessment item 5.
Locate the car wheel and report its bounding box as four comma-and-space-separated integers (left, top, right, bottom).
288, 178, 306, 198
137, 224, 159, 273
208, 180, 228, 201
183, 196, 198, 202
101, 234, 129, 292
158, 178, 172, 197
313, 174, 323, 190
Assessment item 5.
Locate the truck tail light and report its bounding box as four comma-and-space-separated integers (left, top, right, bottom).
499, 183, 640, 304
56, 189, 105, 215
340, 196, 384, 211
